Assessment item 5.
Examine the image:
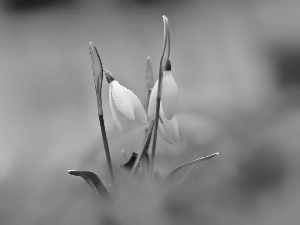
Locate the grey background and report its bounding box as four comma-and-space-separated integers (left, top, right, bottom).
1, 0, 300, 224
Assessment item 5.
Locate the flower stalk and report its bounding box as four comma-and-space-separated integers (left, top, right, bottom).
131, 120, 155, 174
151, 15, 170, 172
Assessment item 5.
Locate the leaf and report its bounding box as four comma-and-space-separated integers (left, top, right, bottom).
68, 170, 110, 200
89, 42, 104, 115
120, 152, 138, 172
144, 56, 155, 111
165, 152, 219, 181
90, 43, 116, 189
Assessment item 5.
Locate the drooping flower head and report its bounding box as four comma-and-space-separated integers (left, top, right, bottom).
105, 71, 147, 132
148, 60, 178, 120
147, 59, 179, 144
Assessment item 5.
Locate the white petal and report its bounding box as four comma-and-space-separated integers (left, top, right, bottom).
109, 88, 123, 132
162, 71, 178, 120
160, 114, 180, 143
158, 120, 174, 144
110, 91, 133, 132
160, 107, 180, 142
148, 80, 158, 119
131, 94, 147, 124
111, 81, 135, 120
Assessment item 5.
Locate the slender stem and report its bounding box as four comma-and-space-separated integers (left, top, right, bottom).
150, 98, 161, 172
150, 16, 169, 172
167, 23, 171, 61
99, 114, 115, 189
142, 127, 152, 173
131, 120, 154, 174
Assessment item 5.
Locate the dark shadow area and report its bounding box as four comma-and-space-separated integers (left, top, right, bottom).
111, 0, 191, 9
4, 0, 78, 13
236, 146, 286, 199
273, 46, 300, 89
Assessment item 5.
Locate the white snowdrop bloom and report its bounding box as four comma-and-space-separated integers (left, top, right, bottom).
148, 60, 177, 120
158, 105, 179, 144
106, 71, 147, 132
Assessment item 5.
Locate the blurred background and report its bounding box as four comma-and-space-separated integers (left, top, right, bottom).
1, 0, 300, 224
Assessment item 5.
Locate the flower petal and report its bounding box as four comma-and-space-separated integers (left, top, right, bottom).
109, 88, 123, 132
158, 120, 174, 144
162, 71, 178, 120
111, 81, 135, 121
160, 112, 180, 142
131, 94, 147, 124
110, 92, 133, 132
148, 80, 158, 119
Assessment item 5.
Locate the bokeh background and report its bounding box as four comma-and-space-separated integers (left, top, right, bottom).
1, 0, 300, 224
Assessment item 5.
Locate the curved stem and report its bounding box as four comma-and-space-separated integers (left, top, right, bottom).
131, 120, 154, 174
150, 16, 170, 172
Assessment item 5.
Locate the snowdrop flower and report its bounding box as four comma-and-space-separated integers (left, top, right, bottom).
148, 60, 178, 120
105, 71, 147, 132
158, 105, 179, 144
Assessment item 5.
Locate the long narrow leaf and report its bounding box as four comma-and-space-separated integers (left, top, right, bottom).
89, 42, 115, 190
89, 42, 104, 115
144, 56, 155, 111
68, 170, 110, 200
165, 152, 219, 181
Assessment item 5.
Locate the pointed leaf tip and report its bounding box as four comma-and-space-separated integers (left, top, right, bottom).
89, 43, 104, 115
68, 170, 110, 199
165, 153, 219, 181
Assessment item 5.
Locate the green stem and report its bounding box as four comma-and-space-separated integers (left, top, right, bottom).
131, 120, 154, 174
150, 16, 169, 172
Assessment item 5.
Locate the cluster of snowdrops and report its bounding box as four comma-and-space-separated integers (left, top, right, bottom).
68, 16, 218, 202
